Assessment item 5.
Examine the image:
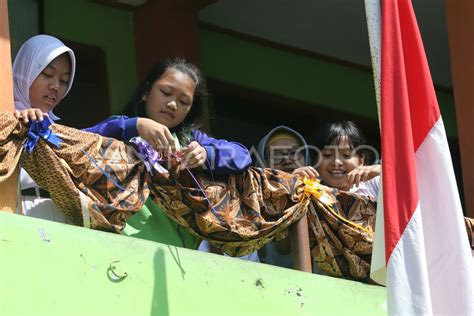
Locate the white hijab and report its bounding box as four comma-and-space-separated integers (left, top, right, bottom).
13, 34, 76, 121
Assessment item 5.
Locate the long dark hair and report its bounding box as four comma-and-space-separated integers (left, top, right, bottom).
124, 58, 208, 146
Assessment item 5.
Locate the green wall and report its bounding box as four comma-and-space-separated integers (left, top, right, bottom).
43, 0, 137, 114
8, 0, 39, 56
0, 212, 386, 315
199, 28, 457, 138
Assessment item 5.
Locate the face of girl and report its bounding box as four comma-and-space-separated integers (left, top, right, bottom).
144, 69, 195, 129
265, 138, 305, 172
29, 53, 71, 113
316, 137, 364, 190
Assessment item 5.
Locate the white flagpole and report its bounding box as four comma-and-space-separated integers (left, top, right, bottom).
364, 0, 387, 286
365, 0, 382, 121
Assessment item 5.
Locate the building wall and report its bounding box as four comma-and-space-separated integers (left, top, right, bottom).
199, 27, 457, 138
8, 0, 39, 56
8, 1, 457, 139
43, 0, 137, 114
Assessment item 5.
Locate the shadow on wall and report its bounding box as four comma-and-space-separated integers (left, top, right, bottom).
152, 248, 169, 316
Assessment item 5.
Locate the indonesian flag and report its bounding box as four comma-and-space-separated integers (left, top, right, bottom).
370, 0, 474, 315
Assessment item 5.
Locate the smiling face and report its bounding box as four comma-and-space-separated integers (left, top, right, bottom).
317, 137, 364, 190
144, 69, 196, 129
29, 53, 71, 112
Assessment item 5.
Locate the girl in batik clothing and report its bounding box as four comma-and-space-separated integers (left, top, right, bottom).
295, 121, 381, 197
282, 121, 380, 277
307, 121, 473, 251
13, 34, 76, 223
85, 58, 252, 250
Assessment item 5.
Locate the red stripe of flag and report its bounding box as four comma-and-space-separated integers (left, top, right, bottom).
396, 0, 440, 148
381, 0, 441, 261
381, 0, 417, 261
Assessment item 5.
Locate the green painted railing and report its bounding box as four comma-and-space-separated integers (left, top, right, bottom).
0, 212, 386, 315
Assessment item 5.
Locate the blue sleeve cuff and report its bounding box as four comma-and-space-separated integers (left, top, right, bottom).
124, 117, 139, 140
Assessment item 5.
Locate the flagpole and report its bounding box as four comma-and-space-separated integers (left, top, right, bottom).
364, 0, 387, 286
365, 0, 382, 119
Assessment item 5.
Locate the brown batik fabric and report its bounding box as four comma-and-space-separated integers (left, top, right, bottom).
0, 113, 25, 182
0, 112, 150, 231
149, 162, 377, 280
0, 112, 378, 281
149, 166, 309, 257
308, 192, 376, 281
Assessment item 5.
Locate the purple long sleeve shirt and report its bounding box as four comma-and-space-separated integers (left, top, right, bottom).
85, 116, 251, 175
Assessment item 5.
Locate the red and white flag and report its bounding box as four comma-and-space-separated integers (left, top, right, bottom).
370, 0, 474, 314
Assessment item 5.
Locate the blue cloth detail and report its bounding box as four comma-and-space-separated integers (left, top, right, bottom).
24, 118, 62, 153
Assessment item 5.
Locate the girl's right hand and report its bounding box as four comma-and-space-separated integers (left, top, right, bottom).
347, 164, 381, 189
292, 166, 319, 180
137, 117, 176, 150
14, 109, 48, 124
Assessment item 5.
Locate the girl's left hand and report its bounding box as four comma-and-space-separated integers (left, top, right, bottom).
347, 164, 381, 189
179, 141, 207, 170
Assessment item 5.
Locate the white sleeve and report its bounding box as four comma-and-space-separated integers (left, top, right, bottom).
366, 176, 380, 198
20, 168, 37, 190
350, 175, 380, 198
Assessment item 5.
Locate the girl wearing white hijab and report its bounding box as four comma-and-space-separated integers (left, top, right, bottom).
13, 34, 76, 222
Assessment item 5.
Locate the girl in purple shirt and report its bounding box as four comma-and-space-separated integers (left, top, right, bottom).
86, 58, 251, 249
86, 58, 251, 175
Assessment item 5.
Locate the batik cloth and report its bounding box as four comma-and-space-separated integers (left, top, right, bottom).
0, 112, 377, 280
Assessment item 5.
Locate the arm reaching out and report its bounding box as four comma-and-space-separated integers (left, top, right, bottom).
347, 164, 381, 189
